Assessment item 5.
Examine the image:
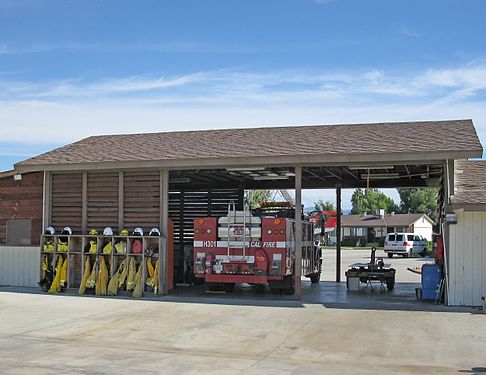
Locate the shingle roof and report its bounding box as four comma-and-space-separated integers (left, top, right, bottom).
452, 160, 486, 205
16, 119, 482, 169
341, 213, 431, 228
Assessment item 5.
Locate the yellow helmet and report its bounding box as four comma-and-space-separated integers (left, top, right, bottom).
120, 229, 129, 236
88, 229, 98, 235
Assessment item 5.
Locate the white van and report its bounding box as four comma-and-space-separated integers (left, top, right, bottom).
384, 233, 427, 258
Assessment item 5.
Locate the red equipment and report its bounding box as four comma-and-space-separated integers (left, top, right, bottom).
193, 202, 321, 294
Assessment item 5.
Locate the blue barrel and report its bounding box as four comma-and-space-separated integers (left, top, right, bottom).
421, 264, 441, 300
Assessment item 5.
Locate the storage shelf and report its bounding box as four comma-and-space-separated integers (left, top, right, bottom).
40, 233, 163, 297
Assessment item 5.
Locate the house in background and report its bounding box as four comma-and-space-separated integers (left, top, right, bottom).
327, 212, 434, 246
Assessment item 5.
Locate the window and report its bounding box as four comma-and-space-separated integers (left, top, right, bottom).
6, 219, 32, 246
407, 235, 414, 241
388, 235, 396, 241
414, 235, 421, 241
396, 234, 404, 241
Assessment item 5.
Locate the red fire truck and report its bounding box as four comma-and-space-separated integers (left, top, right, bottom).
193, 202, 321, 294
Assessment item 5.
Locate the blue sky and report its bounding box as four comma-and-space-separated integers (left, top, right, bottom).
1, 0, 486, 208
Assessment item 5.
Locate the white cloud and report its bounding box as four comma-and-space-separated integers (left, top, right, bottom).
3, 64, 484, 104
398, 28, 421, 39
0, 63, 485, 150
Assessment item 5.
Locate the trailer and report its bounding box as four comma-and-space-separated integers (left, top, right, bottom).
193, 202, 321, 294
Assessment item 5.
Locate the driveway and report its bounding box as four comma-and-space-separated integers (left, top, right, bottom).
0, 288, 484, 374
321, 247, 429, 283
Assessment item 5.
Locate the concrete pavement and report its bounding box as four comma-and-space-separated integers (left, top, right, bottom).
0, 287, 485, 374
321, 247, 430, 283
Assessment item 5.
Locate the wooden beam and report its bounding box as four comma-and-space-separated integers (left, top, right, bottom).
294, 165, 302, 300
118, 172, 124, 232
322, 167, 343, 181
159, 168, 169, 295
16, 150, 480, 173
81, 172, 88, 233
336, 186, 342, 283
42, 171, 52, 230
305, 168, 328, 182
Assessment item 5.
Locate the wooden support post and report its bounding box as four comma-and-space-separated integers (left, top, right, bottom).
443, 160, 452, 304
159, 169, 169, 294
118, 172, 124, 232
81, 172, 87, 233
336, 186, 342, 283
294, 165, 302, 300
42, 171, 52, 230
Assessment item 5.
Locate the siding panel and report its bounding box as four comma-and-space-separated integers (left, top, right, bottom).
123, 171, 160, 231
51, 173, 83, 233
87, 172, 119, 231
0, 246, 39, 287
448, 210, 486, 306
0, 172, 43, 245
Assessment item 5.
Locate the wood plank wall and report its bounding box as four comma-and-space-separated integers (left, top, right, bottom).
0, 172, 43, 245
124, 171, 160, 231
86, 172, 119, 230
51, 173, 83, 233
448, 210, 486, 306
49, 171, 243, 283
168, 188, 243, 281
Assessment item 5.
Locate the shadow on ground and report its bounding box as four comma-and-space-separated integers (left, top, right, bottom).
1, 280, 480, 314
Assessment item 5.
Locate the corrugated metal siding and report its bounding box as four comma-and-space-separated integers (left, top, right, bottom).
0, 246, 39, 287
87, 172, 119, 230
51, 172, 83, 233
123, 171, 160, 231
448, 210, 486, 306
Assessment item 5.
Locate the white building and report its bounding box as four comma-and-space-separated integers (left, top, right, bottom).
447, 160, 486, 306
328, 213, 434, 245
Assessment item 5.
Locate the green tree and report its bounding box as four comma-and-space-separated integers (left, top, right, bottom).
314, 199, 335, 212
351, 188, 398, 214
397, 188, 438, 222
245, 190, 273, 209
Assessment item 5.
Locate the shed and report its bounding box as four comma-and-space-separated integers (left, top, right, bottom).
5, 119, 484, 299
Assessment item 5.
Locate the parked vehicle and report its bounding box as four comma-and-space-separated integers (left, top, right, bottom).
193, 202, 321, 294
384, 233, 427, 258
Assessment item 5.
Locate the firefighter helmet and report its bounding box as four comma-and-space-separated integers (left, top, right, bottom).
44, 226, 55, 235
88, 229, 98, 235
120, 229, 129, 236
61, 227, 72, 236
132, 227, 143, 237
103, 227, 114, 236
149, 228, 160, 237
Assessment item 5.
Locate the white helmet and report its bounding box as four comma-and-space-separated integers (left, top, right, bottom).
61, 226, 72, 236
133, 227, 144, 236
45, 226, 55, 235
149, 228, 161, 237
103, 227, 114, 236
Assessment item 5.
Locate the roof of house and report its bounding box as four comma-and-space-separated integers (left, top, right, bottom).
15, 119, 482, 171
452, 160, 486, 206
340, 213, 433, 228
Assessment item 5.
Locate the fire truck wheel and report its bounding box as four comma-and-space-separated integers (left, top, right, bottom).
224, 283, 235, 292
310, 272, 321, 284
283, 276, 295, 295
206, 283, 229, 292
283, 285, 295, 295
253, 284, 266, 293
